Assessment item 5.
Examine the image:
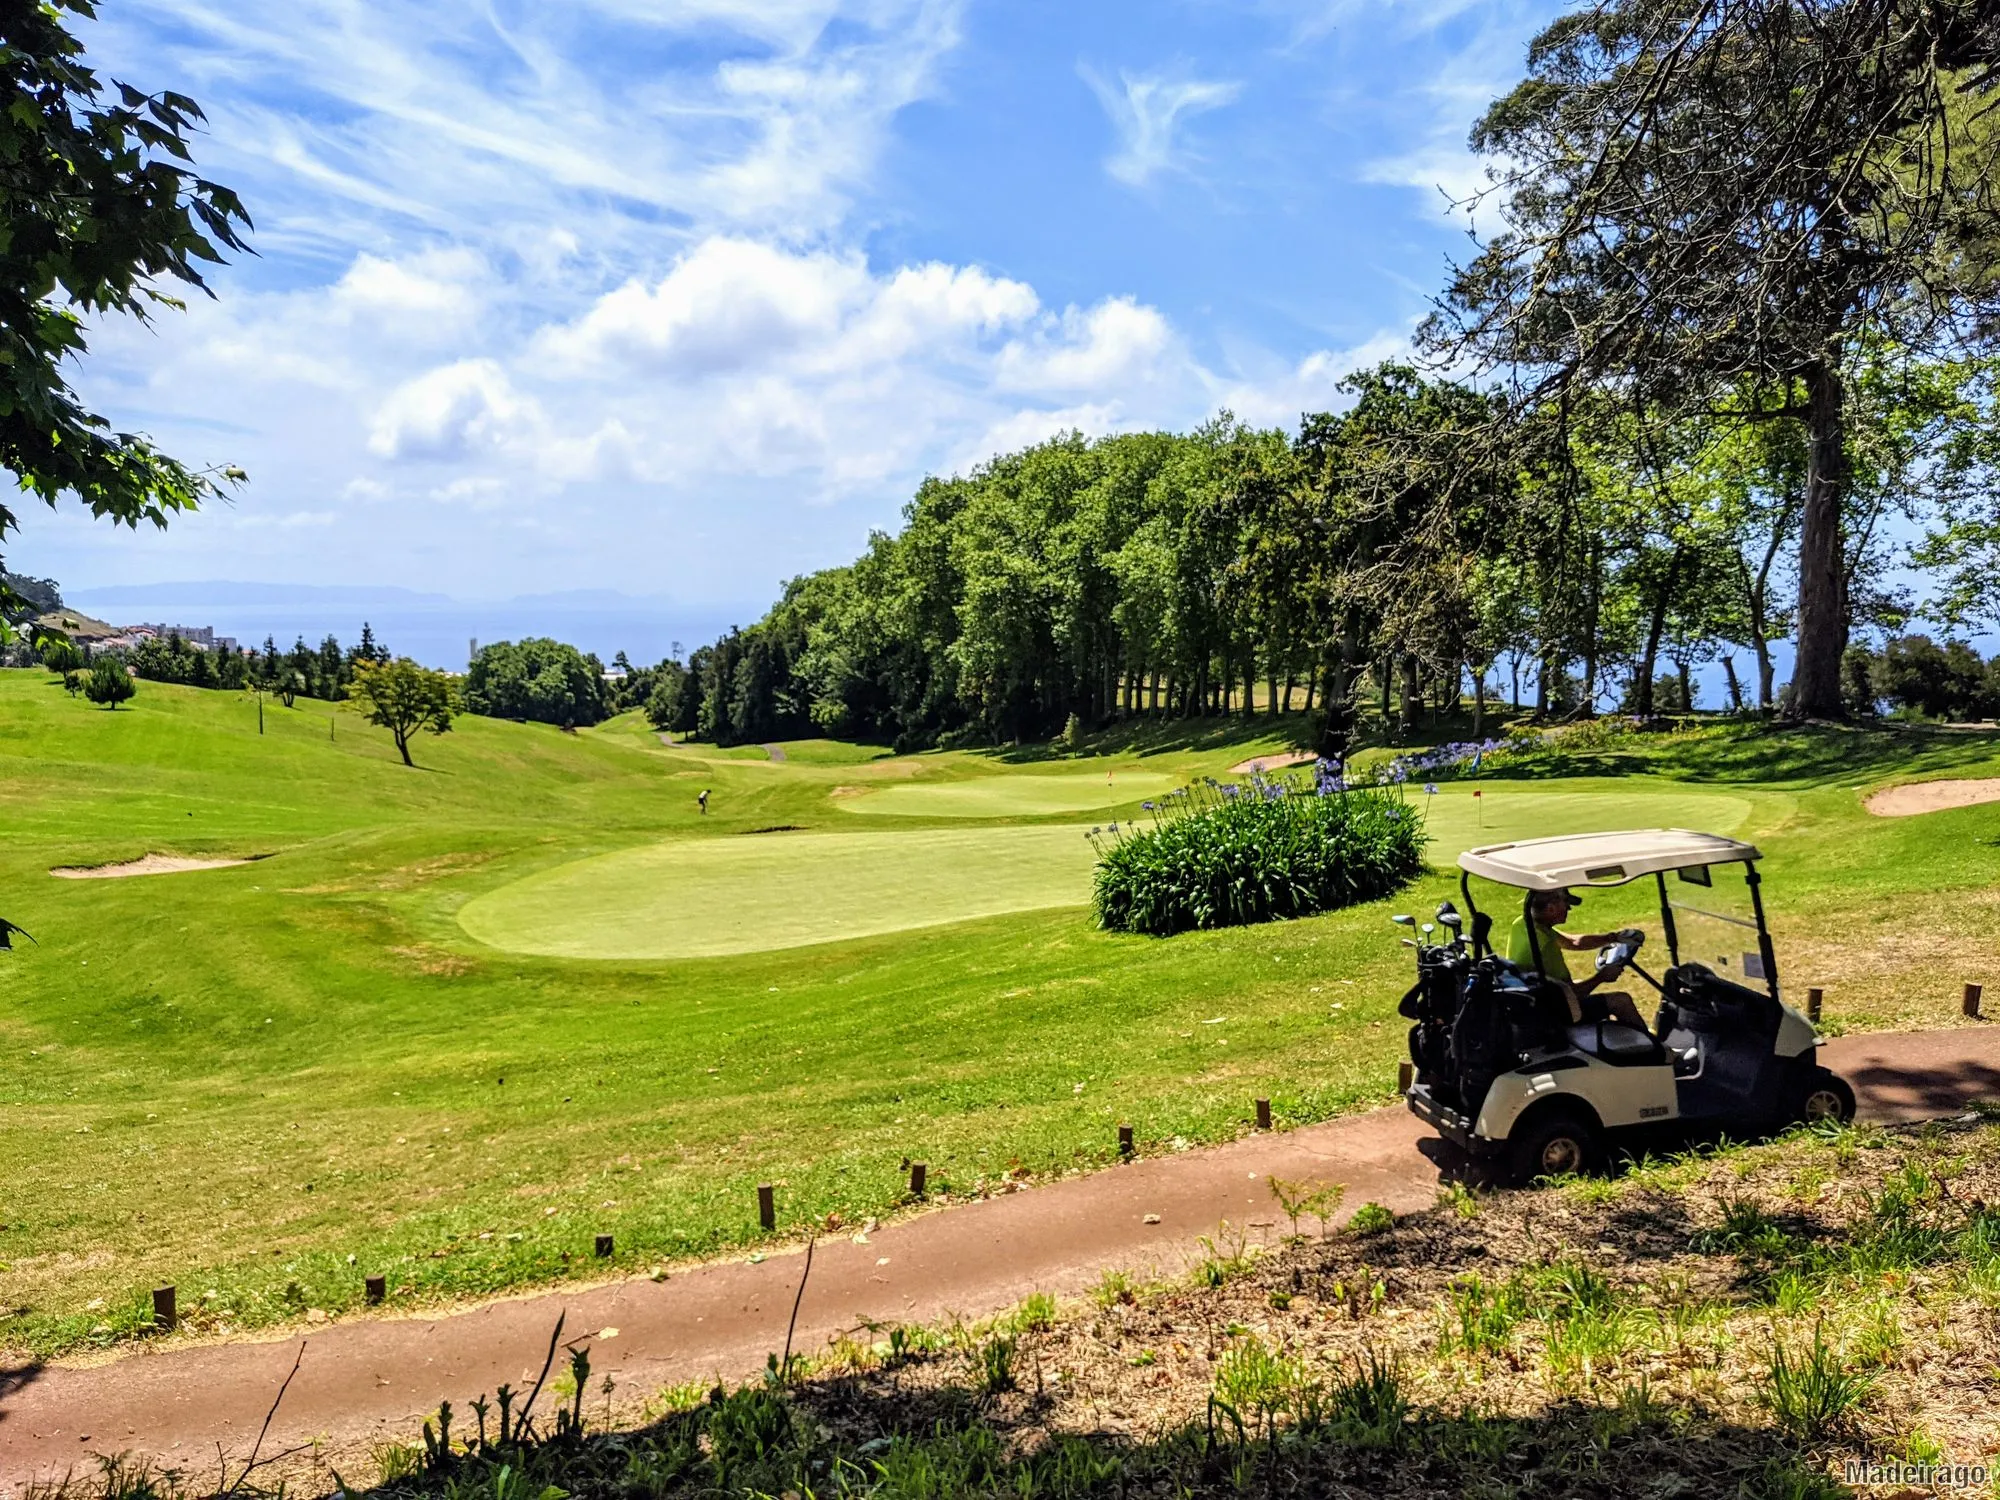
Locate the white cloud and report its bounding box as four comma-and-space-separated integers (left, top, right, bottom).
369, 360, 538, 461
995, 298, 1174, 392
1081, 66, 1241, 187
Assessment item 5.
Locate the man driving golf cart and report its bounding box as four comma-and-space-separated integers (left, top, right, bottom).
1398, 828, 1854, 1183
1506, 887, 1652, 1035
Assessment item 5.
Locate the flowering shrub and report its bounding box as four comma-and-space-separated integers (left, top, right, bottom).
1090, 764, 1428, 937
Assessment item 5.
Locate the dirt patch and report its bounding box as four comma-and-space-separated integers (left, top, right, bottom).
386, 945, 477, 977
1864, 777, 2000, 816
49, 853, 259, 879
1225, 749, 1315, 775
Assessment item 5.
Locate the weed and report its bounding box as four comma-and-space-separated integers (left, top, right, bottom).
1850, 1299, 1905, 1368
978, 1334, 1017, 1395
1436, 1180, 1479, 1219
1212, 1334, 1300, 1435
1092, 1268, 1136, 1308
1268, 1176, 1345, 1239
373, 1442, 422, 1484
1761, 1323, 1875, 1441
1347, 1202, 1394, 1235
1007, 1291, 1057, 1334
1192, 1225, 1259, 1287
1437, 1273, 1529, 1359
1324, 1350, 1409, 1450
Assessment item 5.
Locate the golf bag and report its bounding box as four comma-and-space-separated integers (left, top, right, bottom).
1446, 958, 1528, 1116
1401, 943, 1470, 1099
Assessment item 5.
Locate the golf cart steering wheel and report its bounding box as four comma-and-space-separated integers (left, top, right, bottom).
1595, 930, 1659, 990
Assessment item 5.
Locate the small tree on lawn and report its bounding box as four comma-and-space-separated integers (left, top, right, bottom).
40, 635, 84, 693
349, 657, 456, 767
83, 655, 133, 708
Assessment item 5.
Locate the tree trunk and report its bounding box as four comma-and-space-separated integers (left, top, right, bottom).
1379, 652, 1392, 722
1676, 659, 1693, 713
1580, 540, 1603, 717
1534, 648, 1554, 722
1634, 547, 1686, 719
1398, 654, 1419, 737
1510, 654, 1521, 712
395, 728, 414, 767
1722, 655, 1744, 713
1303, 662, 1318, 713
1472, 667, 1487, 737
1791, 357, 1849, 718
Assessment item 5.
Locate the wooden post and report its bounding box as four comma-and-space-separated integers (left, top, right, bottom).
1254, 1098, 1272, 1131
1117, 1124, 1134, 1158
365, 1274, 386, 1305
1966, 983, 1984, 1020
152, 1285, 177, 1331
757, 1183, 776, 1231
1397, 1061, 1414, 1094
909, 1162, 927, 1197
595, 1233, 614, 1258
1807, 987, 1823, 1023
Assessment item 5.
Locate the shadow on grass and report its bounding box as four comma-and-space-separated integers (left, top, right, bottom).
1443, 720, 2000, 789
101, 1354, 1841, 1500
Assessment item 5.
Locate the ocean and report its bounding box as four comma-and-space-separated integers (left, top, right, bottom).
61, 583, 756, 671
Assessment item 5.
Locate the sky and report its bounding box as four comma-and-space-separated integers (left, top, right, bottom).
17, 0, 1563, 625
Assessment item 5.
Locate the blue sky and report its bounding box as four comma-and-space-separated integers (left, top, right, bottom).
22, 0, 1560, 614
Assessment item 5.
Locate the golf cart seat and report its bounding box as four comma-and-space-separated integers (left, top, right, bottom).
1568, 1020, 1665, 1065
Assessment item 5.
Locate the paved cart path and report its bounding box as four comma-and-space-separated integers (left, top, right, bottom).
4, 1026, 1998, 1492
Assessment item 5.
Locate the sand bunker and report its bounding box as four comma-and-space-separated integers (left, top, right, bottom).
1864, 778, 2000, 817
1226, 750, 1317, 775
51, 853, 257, 879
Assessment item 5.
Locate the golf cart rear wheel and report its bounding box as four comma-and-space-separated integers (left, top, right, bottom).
1507, 1111, 1602, 1185
1794, 1068, 1856, 1126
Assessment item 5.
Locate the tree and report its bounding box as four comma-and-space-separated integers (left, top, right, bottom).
0, 2, 250, 623
83, 655, 133, 707
464, 638, 609, 727
39, 634, 84, 692
349, 658, 456, 766
1429, 0, 2000, 718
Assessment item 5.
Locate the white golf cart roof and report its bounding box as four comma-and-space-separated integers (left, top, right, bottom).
1457, 828, 1761, 891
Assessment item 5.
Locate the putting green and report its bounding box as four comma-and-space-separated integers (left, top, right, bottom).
838, 769, 1180, 818
1415, 786, 1756, 865
458, 825, 1101, 960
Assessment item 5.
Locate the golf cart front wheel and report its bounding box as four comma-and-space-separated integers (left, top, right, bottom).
1508, 1111, 1602, 1185
1794, 1068, 1856, 1126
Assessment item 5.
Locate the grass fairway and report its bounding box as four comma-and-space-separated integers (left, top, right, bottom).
2, 669, 1998, 1361
838, 768, 1181, 818
460, 825, 1100, 958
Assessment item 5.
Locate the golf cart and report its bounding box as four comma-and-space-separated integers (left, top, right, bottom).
1397, 828, 1854, 1183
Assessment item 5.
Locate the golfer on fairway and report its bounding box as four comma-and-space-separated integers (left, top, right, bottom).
1507, 888, 1651, 1034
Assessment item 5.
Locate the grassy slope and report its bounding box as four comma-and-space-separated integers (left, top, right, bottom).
1, 674, 1997, 1359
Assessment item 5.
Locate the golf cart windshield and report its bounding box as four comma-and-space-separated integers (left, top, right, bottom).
1662, 863, 1774, 996
1454, 828, 1778, 1001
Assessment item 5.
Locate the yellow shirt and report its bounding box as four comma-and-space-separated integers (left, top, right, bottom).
1507, 917, 1572, 981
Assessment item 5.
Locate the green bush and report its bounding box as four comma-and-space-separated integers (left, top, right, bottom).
1090, 773, 1427, 936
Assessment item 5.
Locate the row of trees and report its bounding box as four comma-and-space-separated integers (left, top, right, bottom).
648, 343, 2000, 751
